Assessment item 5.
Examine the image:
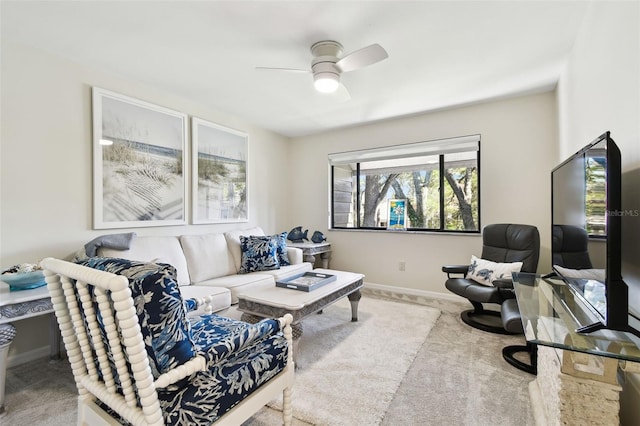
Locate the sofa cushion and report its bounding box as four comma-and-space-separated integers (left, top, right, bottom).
224, 227, 265, 272
195, 273, 274, 304
75, 257, 196, 379
239, 235, 280, 274
180, 233, 237, 281
180, 285, 232, 315
245, 262, 312, 282
98, 236, 191, 286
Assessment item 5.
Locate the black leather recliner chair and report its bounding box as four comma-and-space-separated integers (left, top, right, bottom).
501, 224, 593, 374
443, 223, 540, 334
551, 224, 593, 269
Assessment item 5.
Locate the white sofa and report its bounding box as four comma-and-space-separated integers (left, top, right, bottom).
97, 226, 312, 313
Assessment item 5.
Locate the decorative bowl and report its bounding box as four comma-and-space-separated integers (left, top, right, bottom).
0, 270, 47, 291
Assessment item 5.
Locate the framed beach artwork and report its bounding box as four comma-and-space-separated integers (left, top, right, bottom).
92, 87, 188, 229
387, 199, 407, 230
191, 118, 248, 224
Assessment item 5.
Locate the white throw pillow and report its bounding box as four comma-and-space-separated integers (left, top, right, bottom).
466, 255, 523, 286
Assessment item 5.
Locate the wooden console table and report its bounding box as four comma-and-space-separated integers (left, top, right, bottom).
512, 273, 640, 425
288, 241, 331, 268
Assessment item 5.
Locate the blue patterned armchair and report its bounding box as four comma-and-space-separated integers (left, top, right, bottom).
41, 257, 294, 426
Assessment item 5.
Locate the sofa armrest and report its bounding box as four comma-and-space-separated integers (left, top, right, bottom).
287, 247, 303, 264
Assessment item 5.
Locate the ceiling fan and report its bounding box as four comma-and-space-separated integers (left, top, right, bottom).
256, 40, 388, 99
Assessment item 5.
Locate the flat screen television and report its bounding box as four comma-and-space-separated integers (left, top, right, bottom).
551, 131, 637, 336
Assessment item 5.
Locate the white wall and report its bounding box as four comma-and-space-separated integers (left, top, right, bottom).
556, 2, 640, 424
290, 91, 558, 294
0, 41, 292, 362
557, 2, 639, 159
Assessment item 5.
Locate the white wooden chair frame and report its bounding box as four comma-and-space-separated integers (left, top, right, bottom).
42, 257, 294, 426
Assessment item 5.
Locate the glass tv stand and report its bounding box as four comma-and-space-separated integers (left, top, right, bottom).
512, 272, 640, 363
512, 272, 640, 424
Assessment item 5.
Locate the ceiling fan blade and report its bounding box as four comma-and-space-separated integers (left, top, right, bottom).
315, 81, 350, 102
335, 43, 388, 73
333, 82, 351, 102
255, 66, 310, 73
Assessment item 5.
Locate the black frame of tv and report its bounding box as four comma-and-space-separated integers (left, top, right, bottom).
551, 131, 638, 337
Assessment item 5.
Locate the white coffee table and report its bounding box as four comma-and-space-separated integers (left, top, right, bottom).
237, 269, 364, 357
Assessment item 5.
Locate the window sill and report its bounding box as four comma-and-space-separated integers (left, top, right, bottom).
328, 228, 480, 236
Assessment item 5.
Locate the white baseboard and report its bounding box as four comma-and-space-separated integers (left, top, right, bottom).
7, 345, 52, 368
363, 281, 466, 304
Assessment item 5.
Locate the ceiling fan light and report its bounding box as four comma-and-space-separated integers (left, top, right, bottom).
314, 73, 339, 93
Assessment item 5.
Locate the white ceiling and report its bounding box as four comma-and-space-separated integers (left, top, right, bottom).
1, 1, 591, 137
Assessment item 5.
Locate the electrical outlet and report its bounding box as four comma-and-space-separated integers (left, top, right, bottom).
399, 261, 406, 272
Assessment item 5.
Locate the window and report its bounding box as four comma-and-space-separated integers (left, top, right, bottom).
330, 135, 480, 232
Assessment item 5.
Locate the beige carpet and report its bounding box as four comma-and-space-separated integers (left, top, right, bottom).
2, 355, 77, 425
2, 294, 536, 425
378, 296, 535, 425
2, 295, 439, 426
0, 291, 535, 426
250, 296, 441, 425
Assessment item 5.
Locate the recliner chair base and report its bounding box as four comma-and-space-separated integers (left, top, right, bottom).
461, 309, 517, 334
460, 302, 520, 335
502, 341, 537, 375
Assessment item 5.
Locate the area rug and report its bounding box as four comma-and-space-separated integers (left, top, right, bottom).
256, 295, 441, 426
3, 296, 440, 426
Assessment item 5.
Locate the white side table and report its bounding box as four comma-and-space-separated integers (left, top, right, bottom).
287, 242, 331, 268
0, 284, 58, 413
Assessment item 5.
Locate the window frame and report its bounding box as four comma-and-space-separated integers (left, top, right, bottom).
329, 135, 481, 233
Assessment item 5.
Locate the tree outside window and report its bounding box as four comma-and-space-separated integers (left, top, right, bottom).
331, 137, 480, 232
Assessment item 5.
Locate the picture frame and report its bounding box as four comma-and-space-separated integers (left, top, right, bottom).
92, 87, 188, 229
191, 117, 248, 224
387, 199, 407, 230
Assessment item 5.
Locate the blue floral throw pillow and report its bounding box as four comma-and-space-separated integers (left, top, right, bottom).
273, 232, 290, 266
239, 235, 280, 273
